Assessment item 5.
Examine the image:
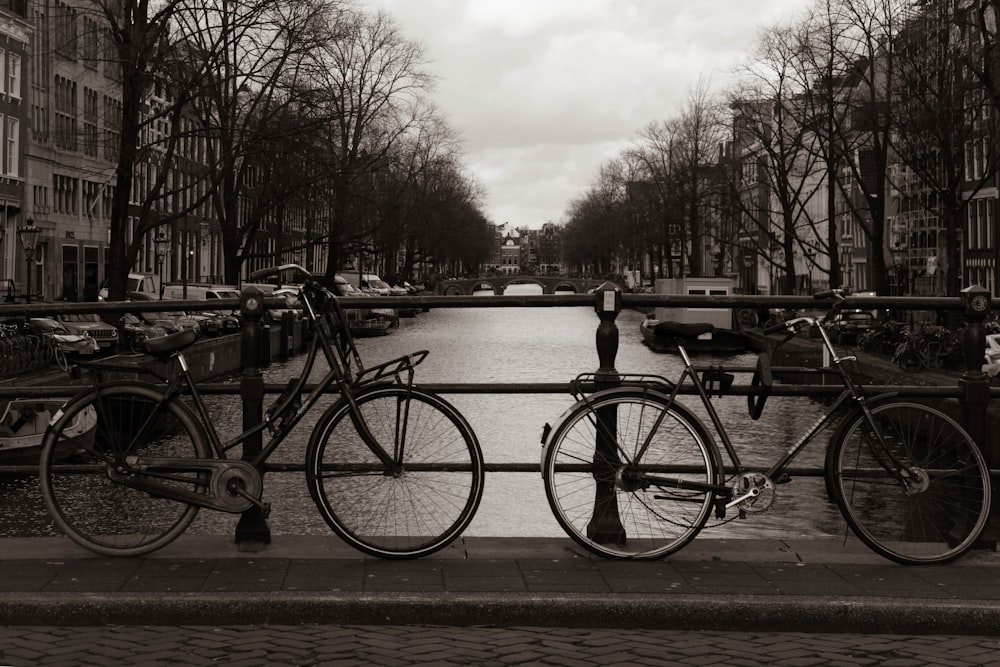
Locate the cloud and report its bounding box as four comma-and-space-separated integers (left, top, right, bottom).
365, 0, 808, 226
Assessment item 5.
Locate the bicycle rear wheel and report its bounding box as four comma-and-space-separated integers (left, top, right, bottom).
39, 383, 210, 557
542, 388, 718, 559
827, 401, 991, 564
306, 385, 484, 559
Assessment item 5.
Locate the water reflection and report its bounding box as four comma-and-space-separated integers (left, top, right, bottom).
2, 282, 847, 542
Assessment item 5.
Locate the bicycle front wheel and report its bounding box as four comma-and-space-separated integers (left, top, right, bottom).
542, 388, 718, 559
39, 383, 211, 557
827, 401, 991, 564
306, 385, 484, 559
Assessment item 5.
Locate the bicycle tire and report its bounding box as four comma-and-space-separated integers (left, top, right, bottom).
306, 385, 484, 559
826, 401, 991, 565
39, 382, 211, 557
542, 388, 719, 559
895, 350, 922, 373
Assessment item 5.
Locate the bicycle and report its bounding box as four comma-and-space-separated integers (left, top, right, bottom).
38, 263, 485, 559
892, 325, 960, 373
541, 289, 991, 565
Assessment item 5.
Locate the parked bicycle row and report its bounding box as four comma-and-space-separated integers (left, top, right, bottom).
765, 305, 1000, 377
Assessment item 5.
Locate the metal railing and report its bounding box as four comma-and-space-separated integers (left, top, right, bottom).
0, 287, 997, 542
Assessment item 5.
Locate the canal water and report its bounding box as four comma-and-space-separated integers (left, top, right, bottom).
0, 283, 847, 543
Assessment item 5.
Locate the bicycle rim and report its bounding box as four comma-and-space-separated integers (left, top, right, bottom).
39, 384, 209, 557
829, 402, 991, 564
307, 386, 484, 559
543, 390, 716, 559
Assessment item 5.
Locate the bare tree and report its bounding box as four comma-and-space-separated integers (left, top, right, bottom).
726, 22, 826, 294
307, 10, 435, 279
90, 0, 189, 301
892, 1, 999, 296
174, 0, 341, 285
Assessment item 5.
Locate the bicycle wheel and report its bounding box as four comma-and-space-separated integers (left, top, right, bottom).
39, 382, 211, 557
306, 385, 484, 559
894, 349, 922, 373
827, 401, 991, 564
542, 388, 718, 559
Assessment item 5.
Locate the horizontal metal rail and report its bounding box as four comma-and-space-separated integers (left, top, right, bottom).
2, 377, 995, 477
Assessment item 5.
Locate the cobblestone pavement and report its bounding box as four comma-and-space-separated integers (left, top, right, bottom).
1, 624, 998, 666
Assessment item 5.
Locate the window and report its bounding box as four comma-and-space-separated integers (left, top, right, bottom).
82, 17, 99, 68
0, 49, 6, 97
54, 75, 76, 151
83, 87, 98, 157
54, 1, 77, 60
6, 116, 18, 176
54, 174, 78, 214
103, 95, 120, 161
8, 53, 19, 99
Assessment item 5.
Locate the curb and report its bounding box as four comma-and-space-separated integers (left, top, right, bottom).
3, 592, 1000, 635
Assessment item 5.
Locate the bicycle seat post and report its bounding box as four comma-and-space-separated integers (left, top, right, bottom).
235, 286, 271, 545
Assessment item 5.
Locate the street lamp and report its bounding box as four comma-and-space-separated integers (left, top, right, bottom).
153, 231, 169, 298
17, 221, 41, 304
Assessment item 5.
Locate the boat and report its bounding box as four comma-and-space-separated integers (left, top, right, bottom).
640, 316, 753, 355
0, 399, 97, 465
349, 317, 394, 338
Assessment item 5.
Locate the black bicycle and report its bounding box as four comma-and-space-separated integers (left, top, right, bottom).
39, 264, 485, 559
541, 290, 991, 565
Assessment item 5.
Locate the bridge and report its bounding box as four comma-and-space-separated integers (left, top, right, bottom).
435, 275, 612, 295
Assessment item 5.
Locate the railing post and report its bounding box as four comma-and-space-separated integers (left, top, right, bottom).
958, 285, 995, 542
235, 286, 271, 545
589, 284, 625, 544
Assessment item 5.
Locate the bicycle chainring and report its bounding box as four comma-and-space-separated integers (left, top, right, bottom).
731, 472, 775, 514
211, 461, 264, 513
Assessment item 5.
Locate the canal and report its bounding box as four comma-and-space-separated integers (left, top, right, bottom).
0, 284, 847, 542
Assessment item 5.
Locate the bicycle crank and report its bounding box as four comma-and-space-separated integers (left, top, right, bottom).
109, 457, 264, 513
726, 472, 776, 514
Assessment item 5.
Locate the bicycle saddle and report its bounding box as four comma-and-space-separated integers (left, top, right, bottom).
141, 328, 199, 358
650, 321, 716, 340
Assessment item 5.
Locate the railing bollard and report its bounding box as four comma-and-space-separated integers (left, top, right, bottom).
958, 285, 996, 542
235, 286, 271, 544
589, 284, 625, 544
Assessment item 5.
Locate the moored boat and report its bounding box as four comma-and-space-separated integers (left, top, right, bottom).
640, 316, 752, 355
0, 399, 97, 465
349, 317, 394, 337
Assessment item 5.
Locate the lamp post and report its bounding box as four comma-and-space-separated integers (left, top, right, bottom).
154, 231, 169, 298
17, 221, 41, 304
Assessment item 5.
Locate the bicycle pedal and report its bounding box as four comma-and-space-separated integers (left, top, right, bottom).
262, 502, 272, 519
714, 497, 728, 519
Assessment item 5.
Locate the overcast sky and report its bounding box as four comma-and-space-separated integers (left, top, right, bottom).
364, 0, 809, 228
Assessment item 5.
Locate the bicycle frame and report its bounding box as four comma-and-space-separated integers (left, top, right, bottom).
82, 278, 416, 476
616, 314, 903, 507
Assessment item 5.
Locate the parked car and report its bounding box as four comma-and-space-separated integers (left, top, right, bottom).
28, 317, 100, 356
57, 313, 119, 351
265, 288, 303, 323
828, 311, 877, 345
119, 313, 169, 353
138, 311, 201, 336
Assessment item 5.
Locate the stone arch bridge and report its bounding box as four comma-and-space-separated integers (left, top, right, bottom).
436, 275, 611, 295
